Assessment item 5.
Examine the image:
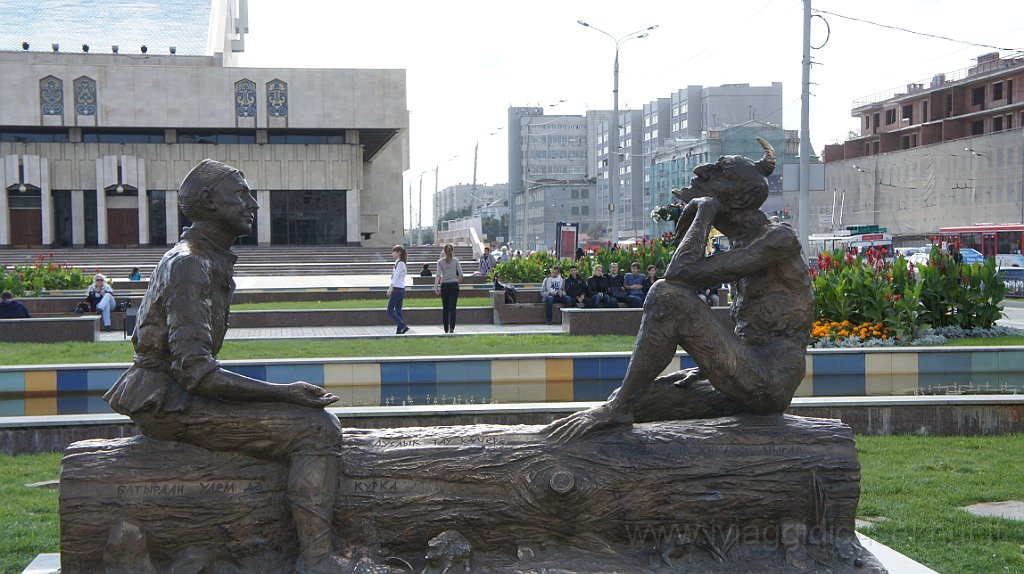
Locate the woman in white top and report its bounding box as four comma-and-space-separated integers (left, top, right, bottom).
434, 244, 463, 333
87, 273, 117, 331
387, 246, 410, 334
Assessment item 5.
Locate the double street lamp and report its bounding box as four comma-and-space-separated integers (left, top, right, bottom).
578, 20, 658, 244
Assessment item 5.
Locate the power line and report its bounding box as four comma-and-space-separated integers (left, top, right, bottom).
812, 8, 1021, 53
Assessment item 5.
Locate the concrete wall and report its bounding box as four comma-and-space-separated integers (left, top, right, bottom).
790, 129, 1024, 237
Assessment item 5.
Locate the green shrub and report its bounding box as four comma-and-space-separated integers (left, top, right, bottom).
0, 253, 92, 297
491, 238, 675, 283
812, 246, 1004, 343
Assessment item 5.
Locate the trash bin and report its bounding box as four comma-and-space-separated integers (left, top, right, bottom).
124, 305, 138, 339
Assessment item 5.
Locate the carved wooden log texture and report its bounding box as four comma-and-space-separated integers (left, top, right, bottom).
60, 415, 866, 573
337, 414, 861, 554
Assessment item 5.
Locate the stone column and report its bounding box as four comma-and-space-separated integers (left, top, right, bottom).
137, 160, 149, 246
40, 158, 53, 246
165, 189, 179, 241
95, 158, 108, 246
71, 190, 85, 246
257, 188, 271, 245
0, 188, 9, 246
0, 157, 9, 246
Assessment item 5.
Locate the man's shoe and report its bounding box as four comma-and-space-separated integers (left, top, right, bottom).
398, 326, 410, 334
102, 325, 112, 332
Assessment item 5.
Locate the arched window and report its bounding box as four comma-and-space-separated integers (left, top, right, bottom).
267, 79, 288, 117
40, 76, 64, 116
74, 76, 97, 115
234, 79, 257, 117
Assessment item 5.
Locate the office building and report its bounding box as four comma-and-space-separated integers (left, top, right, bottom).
0, 0, 409, 248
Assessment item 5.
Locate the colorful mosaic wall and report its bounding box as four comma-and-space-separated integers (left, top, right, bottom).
2, 349, 1023, 417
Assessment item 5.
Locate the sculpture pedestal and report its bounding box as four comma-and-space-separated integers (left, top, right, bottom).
60, 414, 887, 573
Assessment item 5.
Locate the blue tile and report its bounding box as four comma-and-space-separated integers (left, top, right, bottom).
87, 395, 115, 414
57, 370, 88, 394
86, 369, 124, 392
224, 365, 266, 380
812, 353, 866, 396
679, 355, 698, 370
0, 399, 24, 416
379, 363, 410, 405
435, 361, 491, 403
407, 363, 437, 405
918, 352, 972, 391
573, 358, 602, 401
265, 364, 324, 386
0, 372, 24, 393
599, 357, 630, 397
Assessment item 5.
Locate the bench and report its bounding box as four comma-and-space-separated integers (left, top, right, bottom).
561, 305, 734, 336
491, 290, 577, 325
0, 315, 100, 343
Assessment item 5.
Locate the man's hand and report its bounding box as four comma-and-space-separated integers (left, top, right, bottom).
386, 287, 393, 297
544, 401, 633, 442
285, 382, 339, 408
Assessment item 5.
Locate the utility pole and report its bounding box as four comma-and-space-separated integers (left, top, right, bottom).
799, 0, 812, 258
408, 182, 413, 246
472, 140, 479, 214
417, 174, 423, 246
578, 20, 657, 246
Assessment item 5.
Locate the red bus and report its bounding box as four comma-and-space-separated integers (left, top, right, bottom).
938, 224, 1024, 266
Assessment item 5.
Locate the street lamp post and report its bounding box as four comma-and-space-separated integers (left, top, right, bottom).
578, 20, 657, 245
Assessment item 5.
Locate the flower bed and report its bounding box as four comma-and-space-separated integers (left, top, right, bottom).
811, 245, 1004, 346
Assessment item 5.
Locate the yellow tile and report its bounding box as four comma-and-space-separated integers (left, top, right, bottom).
24, 371, 57, 393
794, 355, 813, 397
349, 363, 381, 407
490, 359, 521, 403
659, 356, 682, 377
516, 359, 548, 403
864, 353, 894, 395
323, 363, 354, 406
890, 353, 919, 395
546, 359, 574, 402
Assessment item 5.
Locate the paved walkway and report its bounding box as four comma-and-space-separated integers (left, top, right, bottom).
99, 322, 563, 342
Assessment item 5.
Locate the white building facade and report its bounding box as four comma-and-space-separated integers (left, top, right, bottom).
0, 0, 408, 248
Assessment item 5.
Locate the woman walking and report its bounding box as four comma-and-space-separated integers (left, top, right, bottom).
387, 245, 410, 334
434, 244, 463, 333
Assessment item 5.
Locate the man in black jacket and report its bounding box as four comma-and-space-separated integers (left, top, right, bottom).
586, 264, 616, 308
564, 264, 589, 308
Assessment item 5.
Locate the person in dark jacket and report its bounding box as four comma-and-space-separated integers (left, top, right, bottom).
586, 264, 616, 308
564, 264, 590, 308
606, 262, 639, 307
0, 291, 31, 318
642, 265, 659, 298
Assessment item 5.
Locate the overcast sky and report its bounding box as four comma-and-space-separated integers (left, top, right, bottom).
238, 0, 1023, 226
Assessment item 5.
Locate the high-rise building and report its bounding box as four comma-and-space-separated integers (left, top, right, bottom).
811, 53, 1024, 241
507, 108, 597, 250
0, 0, 409, 248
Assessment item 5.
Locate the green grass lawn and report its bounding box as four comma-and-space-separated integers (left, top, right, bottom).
856, 435, 1024, 573
5, 333, 1024, 368
0, 334, 638, 366
0, 452, 61, 574
3, 436, 1023, 573
231, 297, 492, 310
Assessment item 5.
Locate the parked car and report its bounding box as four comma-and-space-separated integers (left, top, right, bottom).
999, 267, 1024, 297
